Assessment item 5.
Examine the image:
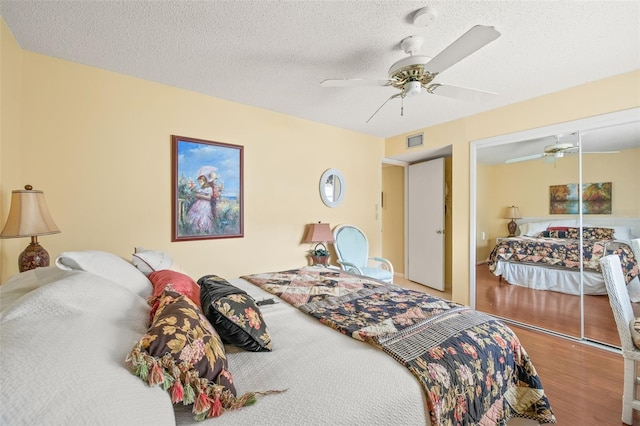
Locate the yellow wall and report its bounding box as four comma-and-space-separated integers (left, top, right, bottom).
0, 20, 385, 282
0, 20, 25, 273
476, 148, 640, 261
386, 70, 640, 304
381, 165, 404, 274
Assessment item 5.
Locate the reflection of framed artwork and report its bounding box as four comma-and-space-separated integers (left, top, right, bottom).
171, 135, 243, 241
549, 182, 611, 214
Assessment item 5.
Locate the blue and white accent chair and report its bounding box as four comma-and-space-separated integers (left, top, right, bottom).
332, 224, 394, 284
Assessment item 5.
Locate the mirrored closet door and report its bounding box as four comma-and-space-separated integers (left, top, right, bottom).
471, 109, 640, 348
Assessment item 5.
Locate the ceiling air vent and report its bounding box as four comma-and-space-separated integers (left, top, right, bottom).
407, 133, 424, 148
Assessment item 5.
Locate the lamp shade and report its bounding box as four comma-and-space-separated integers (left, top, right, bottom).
503, 206, 521, 220
0, 186, 61, 238
303, 222, 335, 244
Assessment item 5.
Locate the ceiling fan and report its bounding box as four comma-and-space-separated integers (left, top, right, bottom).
505, 136, 620, 164
320, 25, 501, 123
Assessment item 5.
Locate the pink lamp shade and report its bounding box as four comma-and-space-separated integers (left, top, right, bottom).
303, 222, 335, 247
0, 185, 61, 272
303, 222, 335, 266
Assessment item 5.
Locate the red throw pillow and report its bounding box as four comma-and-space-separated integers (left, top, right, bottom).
547, 226, 569, 231
148, 270, 201, 319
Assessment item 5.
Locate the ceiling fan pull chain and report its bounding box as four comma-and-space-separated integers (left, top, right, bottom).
401, 96, 404, 117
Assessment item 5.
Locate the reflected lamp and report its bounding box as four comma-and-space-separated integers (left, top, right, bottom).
503, 205, 521, 237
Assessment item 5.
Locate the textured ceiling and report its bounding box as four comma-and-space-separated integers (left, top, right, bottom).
1, 1, 639, 143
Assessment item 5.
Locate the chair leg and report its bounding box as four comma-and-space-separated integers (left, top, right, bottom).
622, 358, 637, 424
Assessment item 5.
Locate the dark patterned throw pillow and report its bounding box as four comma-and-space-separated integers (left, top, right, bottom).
199, 275, 272, 352
126, 290, 256, 421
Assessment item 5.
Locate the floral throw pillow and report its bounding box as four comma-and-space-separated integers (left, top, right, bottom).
539, 226, 615, 241
582, 226, 615, 240
126, 290, 256, 420
199, 275, 272, 352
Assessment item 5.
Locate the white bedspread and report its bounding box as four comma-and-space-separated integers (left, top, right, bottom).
0, 267, 175, 426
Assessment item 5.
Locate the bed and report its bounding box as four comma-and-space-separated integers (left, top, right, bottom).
0, 249, 555, 425
487, 220, 640, 299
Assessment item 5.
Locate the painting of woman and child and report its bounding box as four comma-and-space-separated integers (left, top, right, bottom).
172, 135, 243, 241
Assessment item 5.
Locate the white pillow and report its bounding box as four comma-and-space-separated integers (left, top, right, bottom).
131, 247, 174, 276
611, 226, 632, 242
131, 247, 187, 276
523, 221, 550, 237
55, 250, 151, 299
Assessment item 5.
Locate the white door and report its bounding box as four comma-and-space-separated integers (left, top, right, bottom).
407, 158, 445, 290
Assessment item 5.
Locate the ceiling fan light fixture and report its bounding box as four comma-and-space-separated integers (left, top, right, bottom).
544, 142, 574, 153
404, 81, 422, 96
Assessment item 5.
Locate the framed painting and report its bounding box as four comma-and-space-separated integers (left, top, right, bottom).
171, 135, 244, 241
549, 182, 611, 215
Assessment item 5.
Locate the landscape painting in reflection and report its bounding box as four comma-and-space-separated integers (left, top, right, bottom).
549, 182, 611, 214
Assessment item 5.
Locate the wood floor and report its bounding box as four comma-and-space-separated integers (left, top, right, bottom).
474, 264, 628, 347
393, 273, 640, 426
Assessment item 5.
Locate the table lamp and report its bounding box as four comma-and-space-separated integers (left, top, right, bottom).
303, 222, 335, 266
504, 205, 521, 237
0, 185, 61, 272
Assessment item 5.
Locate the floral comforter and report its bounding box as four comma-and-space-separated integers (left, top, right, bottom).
487, 237, 639, 284
242, 267, 556, 425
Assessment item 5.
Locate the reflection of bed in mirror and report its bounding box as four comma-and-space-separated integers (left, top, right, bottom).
487, 218, 640, 300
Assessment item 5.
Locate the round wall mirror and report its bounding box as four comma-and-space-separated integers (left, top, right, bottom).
319, 168, 345, 207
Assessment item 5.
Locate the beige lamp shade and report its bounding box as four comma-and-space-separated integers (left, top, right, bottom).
0, 186, 61, 238
503, 205, 521, 237
503, 206, 521, 220
1, 185, 61, 272
303, 222, 335, 244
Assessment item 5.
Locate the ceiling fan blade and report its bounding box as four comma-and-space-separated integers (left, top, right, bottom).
321, 78, 392, 87
425, 25, 501, 74
426, 83, 497, 102
505, 153, 545, 164
366, 93, 402, 123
